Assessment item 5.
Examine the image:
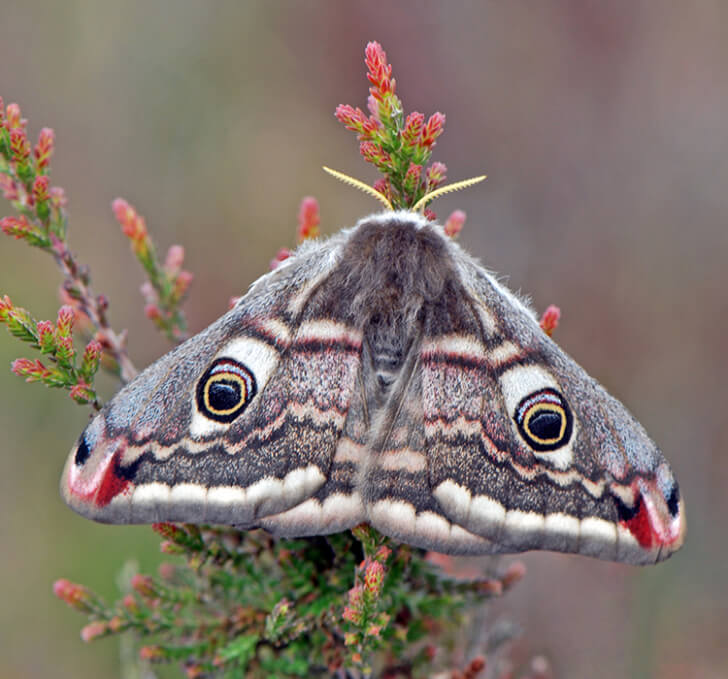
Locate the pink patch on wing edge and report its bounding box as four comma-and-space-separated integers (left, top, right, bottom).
66, 440, 133, 507
620, 479, 684, 550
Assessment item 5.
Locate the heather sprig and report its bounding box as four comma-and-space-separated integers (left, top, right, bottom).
270, 196, 321, 271
112, 199, 192, 344
54, 525, 523, 677
539, 305, 561, 337
0, 98, 138, 387
335, 42, 448, 212
0, 296, 101, 405
0, 99, 196, 401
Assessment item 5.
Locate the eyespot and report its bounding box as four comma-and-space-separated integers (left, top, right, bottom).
196, 358, 257, 423
514, 388, 573, 452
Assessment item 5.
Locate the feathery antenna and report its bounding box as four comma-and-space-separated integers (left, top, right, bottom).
322, 167, 393, 210
411, 175, 487, 212
323, 167, 486, 214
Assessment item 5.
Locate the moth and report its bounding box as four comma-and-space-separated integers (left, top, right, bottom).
61, 208, 685, 565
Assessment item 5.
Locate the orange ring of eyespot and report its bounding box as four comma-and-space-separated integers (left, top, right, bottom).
196, 359, 256, 423
203, 372, 249, 416
523, 402, 567, 445
514, 388, 573, 452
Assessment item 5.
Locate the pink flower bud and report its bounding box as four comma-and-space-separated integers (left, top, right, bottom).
403, 164, 422, 195
426, 162, 447, 189
343, 584, 364, 624
56, 305, 75, 337
5, 102, 23, 129
69, 380, 94, 404
359, 141, 391, 169
374, 545, 392, 562
527, 655, 551, 679
33, 175, 50, 204
365, 42, 394, 97
37, 320, 55, 351
158, 562, 176, 580
270, 248, 292, 271
539, 305, 561, 337
82, 339, 101, 366
402, 112, 425, 149
185, 664, 204, 679
364, 560, 385, 597
173, 270, 193, 299
108, 616, 124, 633
160, 541, 184, 555
139, 645, 165, 661
49, 186, 67, 208
131, 574, 156, 598
112, 198, 148, 251
145, 303, 162, 321
122, 594, 140, 614
476, 579, 503, 596
80, 621, 108, 642
501, 560, 527, 589
34, 127, 55, 169
1, 215, 33, 239
152, 522, 184, 541
53, 578, 95, 611
297, 196, 320, 242
12, 357, 52, 382
164, 244, 185, 275
9, 128, 30, 161
372, 179, 390, 199
444, 210, 466, 238
366, 622, 385, 637
0, 295, 12, 321
421, 112, 446, 148
367, 94, 379, 120
342, 606, 362, 625
464, 656, 487, 678
139, 281, 157, 304
334, 104, 364, 132
0, 173, 18, 201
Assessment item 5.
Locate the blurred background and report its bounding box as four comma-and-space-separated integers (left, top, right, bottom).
1, 2, 726, 677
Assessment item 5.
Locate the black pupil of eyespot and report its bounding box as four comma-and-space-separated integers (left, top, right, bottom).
208, 380, 241, 411
530, 411, 562, 440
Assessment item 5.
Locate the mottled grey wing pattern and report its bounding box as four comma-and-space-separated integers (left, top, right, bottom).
62, 211, 685, 565
419, 240, 685, 564
62, 233, 367, 527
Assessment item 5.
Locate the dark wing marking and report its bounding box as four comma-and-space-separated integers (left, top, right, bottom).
62, 235, 368, 529
424, 247, 685, 564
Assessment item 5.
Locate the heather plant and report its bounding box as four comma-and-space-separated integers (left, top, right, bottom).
1, 42, 556, 678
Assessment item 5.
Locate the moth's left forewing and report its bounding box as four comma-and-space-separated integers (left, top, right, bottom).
426, 242, 685, 565
62, 235, 364, 527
